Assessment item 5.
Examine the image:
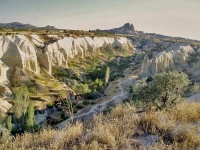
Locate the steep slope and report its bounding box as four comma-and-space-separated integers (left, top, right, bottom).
0, 34, 135, 112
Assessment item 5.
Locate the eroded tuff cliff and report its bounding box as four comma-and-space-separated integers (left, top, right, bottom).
140, 42, 198, 78
0, 34, 134, 112
0, 34, 134, 83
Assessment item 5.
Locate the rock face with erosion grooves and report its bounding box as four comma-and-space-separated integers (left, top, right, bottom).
140, 43, 194, 77
0, 35, 134, 81
0, 34, 134, 102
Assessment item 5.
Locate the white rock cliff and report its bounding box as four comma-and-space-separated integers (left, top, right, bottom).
0, 34, 134, 112
0, 34, 134, 83
140, 43, 194, 77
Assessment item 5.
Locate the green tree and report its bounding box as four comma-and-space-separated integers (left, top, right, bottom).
88, 58, 99, 72
25, 103, 35, 132
94, 78, 104, 90
105, 66, 110, 83
6, 116, 12, 131
14, 86, 30, 132
129, 86, 134, 101
73, 83, 91, 95
136, 71, 190, 109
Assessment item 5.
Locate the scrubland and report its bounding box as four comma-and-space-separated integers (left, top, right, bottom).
1, 101, 200, 150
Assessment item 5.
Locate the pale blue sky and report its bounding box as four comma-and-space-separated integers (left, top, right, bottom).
0, 0, 200, 40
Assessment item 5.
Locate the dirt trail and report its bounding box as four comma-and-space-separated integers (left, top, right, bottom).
56, 75, 138, 128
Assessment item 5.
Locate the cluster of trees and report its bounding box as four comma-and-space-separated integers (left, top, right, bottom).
54, 58, 111, 99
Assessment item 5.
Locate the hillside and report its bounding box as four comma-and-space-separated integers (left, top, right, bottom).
0, 23, 200, 149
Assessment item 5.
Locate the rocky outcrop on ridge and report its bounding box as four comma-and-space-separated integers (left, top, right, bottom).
96, 23, 135, 34
108, 23, 135, 34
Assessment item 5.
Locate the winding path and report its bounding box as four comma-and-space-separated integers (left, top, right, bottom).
56, 75, 137, 128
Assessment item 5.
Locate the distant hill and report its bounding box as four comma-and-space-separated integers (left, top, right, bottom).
0, 22, 57, 30
0, 22, 37, 29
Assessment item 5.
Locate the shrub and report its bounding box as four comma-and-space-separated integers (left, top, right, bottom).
72, 83, 91, 95
88, 66, 107, 80
87, 91, 103, 99
136, 71, 190, 109
52, 67, 68, 81
26, 80, 35, 87
83, 100, 90, 106
36, 76, 42, 81
53, 82, 59, 89
58, 90, 66, 99
110, 72, 125, 81
28, 87, 37, 94
105, 66, 110, 83
65, 78, 78, 88
45, 79, 49, 85
47, 102, 53, 107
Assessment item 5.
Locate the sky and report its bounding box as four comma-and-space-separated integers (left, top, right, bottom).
0, 0, 200, 40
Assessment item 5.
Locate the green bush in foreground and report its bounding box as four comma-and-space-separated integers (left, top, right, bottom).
136, 71, 190, 109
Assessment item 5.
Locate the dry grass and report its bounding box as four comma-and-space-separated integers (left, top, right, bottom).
173, 102, 200, 122
1, 102, 200, 149
170, 123, 200, 148
136, 111, 162, 134
1, 122, 83, 150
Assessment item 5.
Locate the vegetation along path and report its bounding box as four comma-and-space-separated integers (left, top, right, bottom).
56, 75, 138, 128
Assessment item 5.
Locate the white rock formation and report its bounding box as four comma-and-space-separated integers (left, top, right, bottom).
0, 35, 40, 83
0, 34, 134, 82
31, 34, 44, 46
0, 34, 134, 78
38, 36, 134, 74
140, 43, 194, 77
0, 34, 134, 110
